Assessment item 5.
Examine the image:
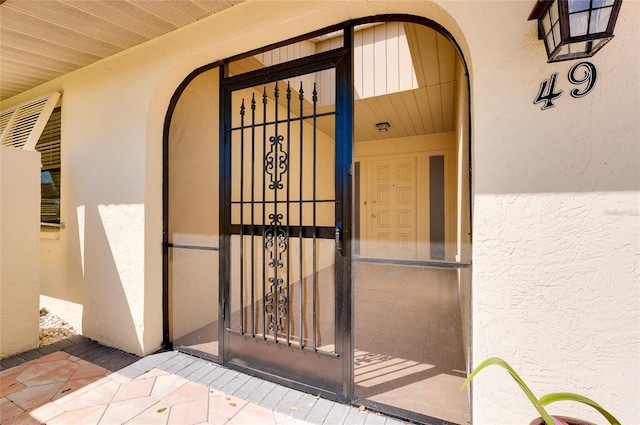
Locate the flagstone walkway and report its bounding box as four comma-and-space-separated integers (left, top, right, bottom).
1, 336, 406, 425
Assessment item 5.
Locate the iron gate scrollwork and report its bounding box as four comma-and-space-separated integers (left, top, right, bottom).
227, 78, 337, 352
265, 216, 288, 334
263, 83, 289, 338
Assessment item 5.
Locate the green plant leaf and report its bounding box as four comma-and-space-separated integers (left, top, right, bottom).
461, 357, 555, 425
539, 393, 621, 425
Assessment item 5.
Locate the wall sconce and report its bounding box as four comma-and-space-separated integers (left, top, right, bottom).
528, 0, 623, 62
376, 122, 391, 132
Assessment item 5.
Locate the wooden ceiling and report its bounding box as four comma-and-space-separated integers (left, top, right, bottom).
0, 0, 244, 101
354, 23, 458, 143
229, 22, 459, 142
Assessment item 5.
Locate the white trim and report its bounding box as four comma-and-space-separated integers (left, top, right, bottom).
41, 222, 65, 229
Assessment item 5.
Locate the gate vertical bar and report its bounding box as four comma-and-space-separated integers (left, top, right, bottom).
298, 82, 304, 349
312, 83, 318, 352
272, 82, 280, 341
262, 88, 268, 340
220, 63, 231, 363
250, 94, 256, 337
286, 82, 292, 346
239, 99, 245, 334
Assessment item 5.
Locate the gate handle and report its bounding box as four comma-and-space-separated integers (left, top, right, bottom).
335, 222, 343, 254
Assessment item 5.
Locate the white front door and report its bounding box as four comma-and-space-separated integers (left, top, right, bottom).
368, 157, 418, 260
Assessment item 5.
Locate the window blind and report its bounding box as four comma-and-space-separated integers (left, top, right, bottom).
35, 108, 61, 170
0, 92, 61, 150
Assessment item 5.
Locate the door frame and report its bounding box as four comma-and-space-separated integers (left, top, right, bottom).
162, 13, 471, 414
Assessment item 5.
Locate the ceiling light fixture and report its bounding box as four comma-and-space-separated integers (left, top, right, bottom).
376, 122, 391, 132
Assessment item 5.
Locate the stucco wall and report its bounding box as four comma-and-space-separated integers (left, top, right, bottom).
1, 1, 638, 423
0, 147, 40, 358
459, 1, 639, 424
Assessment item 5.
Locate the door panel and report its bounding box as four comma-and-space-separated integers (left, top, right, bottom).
222, 67, 345, 397
368, 157, 417, 259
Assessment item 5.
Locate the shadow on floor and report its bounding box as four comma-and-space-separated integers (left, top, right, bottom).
1, 335, 140, 373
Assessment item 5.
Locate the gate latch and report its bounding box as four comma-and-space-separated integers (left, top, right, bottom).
335, 221, 343, 254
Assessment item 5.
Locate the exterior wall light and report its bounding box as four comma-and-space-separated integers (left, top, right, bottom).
528, 0, 623, 62
376, 122, 391, 132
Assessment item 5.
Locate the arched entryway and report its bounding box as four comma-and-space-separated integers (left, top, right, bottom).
163, 15, 471, 425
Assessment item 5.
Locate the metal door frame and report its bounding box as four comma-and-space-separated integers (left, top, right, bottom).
218, 28, 354, 403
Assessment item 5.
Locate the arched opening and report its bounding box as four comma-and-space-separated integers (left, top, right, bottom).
165, 66, 222, 359
163, 15, 471, 424
350, 20, 471, 424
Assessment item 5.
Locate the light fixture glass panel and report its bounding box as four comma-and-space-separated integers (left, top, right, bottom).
593, 38, 610, 51
592, 0, 615, 8
542, 12, 552, 35
568, 0, 591, 13
552, 24, 562, 46
557, 44, 571, 58
546, 33, 556, 53
589, 7, 612, 33
550, 0, 560, 23
570, 11, 590, 36
568, 41, 588, 54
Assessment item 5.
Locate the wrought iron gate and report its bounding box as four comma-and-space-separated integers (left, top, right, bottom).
221, 58, 351, 400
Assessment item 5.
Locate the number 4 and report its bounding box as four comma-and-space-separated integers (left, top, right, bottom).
534, 72, 564, 110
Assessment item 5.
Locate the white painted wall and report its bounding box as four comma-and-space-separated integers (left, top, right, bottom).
1, 1, 637, 423
0, 147, 40, 358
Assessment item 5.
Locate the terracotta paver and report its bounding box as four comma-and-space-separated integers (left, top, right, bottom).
112, 377, 155, 402
6, 381, 64, 411
126, 400, 171, 424
0, 376, 26, 398
208, 393, 249, 424
27, 401, 66, 423
0, 397, 25, 423
99, 396, 158, 424
150, 373, 190, 399
168, 398, 210, 425
47, 404, 108, 425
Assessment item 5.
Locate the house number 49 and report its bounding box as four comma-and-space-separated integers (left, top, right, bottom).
534, 61, 598, 110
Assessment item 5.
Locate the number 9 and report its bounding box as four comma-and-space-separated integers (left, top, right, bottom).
568, 61, 597, 98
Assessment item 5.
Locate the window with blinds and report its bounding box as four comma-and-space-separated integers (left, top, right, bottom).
35, 108, 61, 224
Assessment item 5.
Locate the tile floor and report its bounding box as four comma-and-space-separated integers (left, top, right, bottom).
353, 263, 470, 425
1, 339, 406, 425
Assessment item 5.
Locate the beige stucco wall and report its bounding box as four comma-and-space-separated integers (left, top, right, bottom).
1, 1, 638, 423
461, 2, 639, 424
0, 147, 40, 358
